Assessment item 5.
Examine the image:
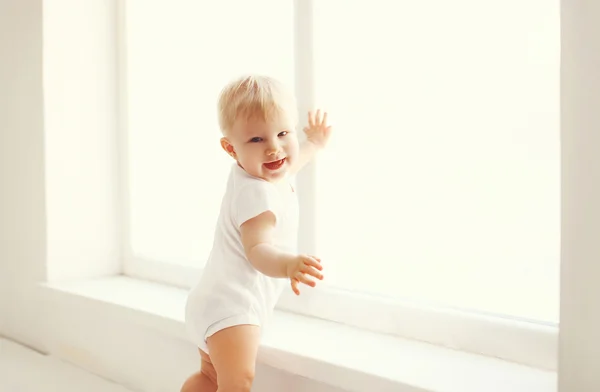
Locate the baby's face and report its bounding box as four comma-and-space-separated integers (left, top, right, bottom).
224, 114, 299, 183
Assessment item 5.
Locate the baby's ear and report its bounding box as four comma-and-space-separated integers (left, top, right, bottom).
220, 137, 236, 158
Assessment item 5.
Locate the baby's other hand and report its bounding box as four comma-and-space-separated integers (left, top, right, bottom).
304, 110, 332, 150
287, 254, 324, 295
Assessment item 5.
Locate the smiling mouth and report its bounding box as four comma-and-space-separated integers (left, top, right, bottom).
264, 158, 286, 170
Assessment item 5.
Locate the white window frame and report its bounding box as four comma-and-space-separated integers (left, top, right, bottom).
118, 0, 558, 370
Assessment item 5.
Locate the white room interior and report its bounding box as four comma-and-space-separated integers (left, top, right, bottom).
1, 1, 599, 391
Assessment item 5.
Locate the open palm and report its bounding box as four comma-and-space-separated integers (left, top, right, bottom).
304, 110, 332, 149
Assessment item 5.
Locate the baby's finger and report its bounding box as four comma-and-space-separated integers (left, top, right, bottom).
308, 111, 315, 128
290, 278, 300, 295
302, 265, 324, 280
302, 255, 323, 270
295, 272, 317, 287
321, 111, 328, 126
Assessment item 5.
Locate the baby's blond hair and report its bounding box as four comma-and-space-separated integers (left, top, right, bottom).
217, 75, 298, 134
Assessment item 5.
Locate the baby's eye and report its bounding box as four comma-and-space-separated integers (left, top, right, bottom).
278, 131, 289, 137
249, 137, 262, 143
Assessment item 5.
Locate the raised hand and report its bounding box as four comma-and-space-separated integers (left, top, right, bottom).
304, 110, 333, 150
286, 254, 324, 295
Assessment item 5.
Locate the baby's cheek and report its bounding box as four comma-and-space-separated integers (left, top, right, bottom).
288, 139, 300, 153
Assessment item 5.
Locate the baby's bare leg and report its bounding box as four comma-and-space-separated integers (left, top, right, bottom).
207, 325, 261, 392
180, 349, 218, 392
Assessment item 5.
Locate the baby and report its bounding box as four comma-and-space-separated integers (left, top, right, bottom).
181, 74, 332, 392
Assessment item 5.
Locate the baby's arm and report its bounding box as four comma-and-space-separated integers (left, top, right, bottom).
241, 211, 323, 294
289, 110, 332, 176
241, 210, 292, 277
293, 141, 319, 176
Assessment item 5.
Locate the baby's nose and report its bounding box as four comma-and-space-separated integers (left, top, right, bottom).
266, 143, 280, 155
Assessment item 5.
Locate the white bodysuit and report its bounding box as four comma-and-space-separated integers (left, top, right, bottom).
185, 163, 299, 353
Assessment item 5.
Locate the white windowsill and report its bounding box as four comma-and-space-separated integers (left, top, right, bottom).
40, 276, 557, 392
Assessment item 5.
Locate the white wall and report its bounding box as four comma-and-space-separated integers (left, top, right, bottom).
558, 1, 600, 391
0, 0, 47, 350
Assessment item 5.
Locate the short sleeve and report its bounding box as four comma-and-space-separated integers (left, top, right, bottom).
234, 181, 281, 228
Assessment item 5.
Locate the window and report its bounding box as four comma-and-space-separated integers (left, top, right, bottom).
122, 0, 294, 284
311, 0, 560, 323
122, 0, 560, 365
